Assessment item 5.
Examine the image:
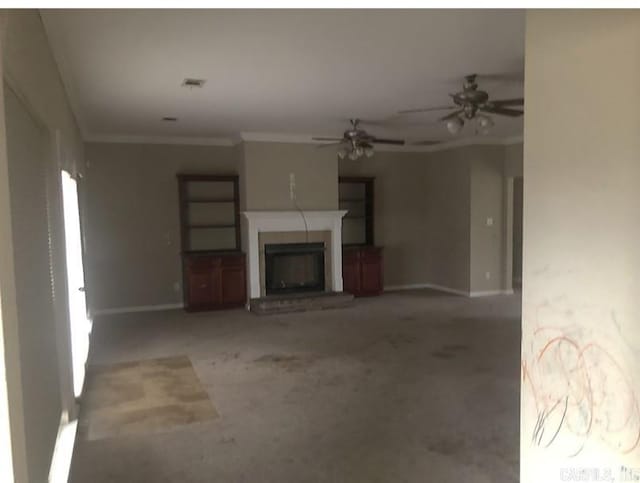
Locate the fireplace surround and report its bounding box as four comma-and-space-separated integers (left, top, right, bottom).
242, 210, 347, 301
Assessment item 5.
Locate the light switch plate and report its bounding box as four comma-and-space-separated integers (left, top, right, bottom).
486, 217, 494, 227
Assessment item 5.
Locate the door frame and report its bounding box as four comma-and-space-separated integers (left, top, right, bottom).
503, 176, 515, 292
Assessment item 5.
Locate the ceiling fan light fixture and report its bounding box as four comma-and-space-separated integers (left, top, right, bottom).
446, 116, 464, 135
476, 114, 494, 135
364, 146, 375, 158
348, 150, 359, 161
337, 148, 347, 160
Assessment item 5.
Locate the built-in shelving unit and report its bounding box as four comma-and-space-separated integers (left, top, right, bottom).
177, 174, 246, 311
338, 177, 374, 246
339, 177, 383, 297
177, 174, 241, 252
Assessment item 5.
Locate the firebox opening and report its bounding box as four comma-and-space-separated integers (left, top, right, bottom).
264, 242, 325, 295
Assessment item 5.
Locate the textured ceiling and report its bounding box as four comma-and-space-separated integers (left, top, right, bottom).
42, 9, 525, 143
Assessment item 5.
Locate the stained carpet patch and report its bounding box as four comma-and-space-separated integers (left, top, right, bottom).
81, 355, 218, 440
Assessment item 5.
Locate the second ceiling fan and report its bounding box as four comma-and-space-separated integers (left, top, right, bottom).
399, 74, 524, 135
313, 119, 405, 160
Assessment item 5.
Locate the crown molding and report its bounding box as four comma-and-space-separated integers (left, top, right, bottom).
85, 134, 237, 147
239, 131, 323, 144
239, 131, 523, 152
84, 131, 523, 151
385, 134, 523, 152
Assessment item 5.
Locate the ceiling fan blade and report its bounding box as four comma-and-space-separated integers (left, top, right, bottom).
371, 138, 405, 145
410, 140, 441, 146
439, 109, 464, 122
398, 106, 457, 115
487, 98, 524, 107
316, 142, 345, 148
480, 106, 524, 117
312, 137, 344, 142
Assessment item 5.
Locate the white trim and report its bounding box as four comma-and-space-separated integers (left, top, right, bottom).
84, 134, 236, 146
48, 414, 78, 483
384, 283, 469, 297
384, 283, 515, 297
501, 135, 524, 145
242, 210, 347, 299
239, 131, 522, 153
82, 131, 522, 152
469, 289, 514, 297
239, 132, 320, 144
91, 303, 184, 317
377, 134, 523, 153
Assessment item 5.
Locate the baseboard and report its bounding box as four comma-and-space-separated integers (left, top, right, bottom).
91, 303, 184, 317
385, 283, 514, 298
384, 283, 469, 297
469, 289, 514, 297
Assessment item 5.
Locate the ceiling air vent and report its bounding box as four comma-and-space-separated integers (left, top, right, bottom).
162, 116, 178, 122
182, 78, 206, 88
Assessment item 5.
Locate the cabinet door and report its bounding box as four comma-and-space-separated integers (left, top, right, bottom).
221, 266, 246, 306
187, 270, 214, 307
342, 250, 361, 295
360, 248, 383, 295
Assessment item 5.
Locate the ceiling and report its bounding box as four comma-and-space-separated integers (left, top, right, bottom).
41, 9, 525, 145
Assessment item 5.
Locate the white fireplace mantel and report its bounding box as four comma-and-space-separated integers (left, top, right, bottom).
242, 210, 348, 300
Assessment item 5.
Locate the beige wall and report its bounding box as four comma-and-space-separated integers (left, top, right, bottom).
469, 146, 506, 293
242, 141, 338, 211
1, 10, 85, 482
521, 11, 640, 481
87, 140, 516, 308
504, 142, 523, 178
341, 144, 516, 294
84, 142, 237, 311
5, 86, 62, 483
340, 148, 471, 292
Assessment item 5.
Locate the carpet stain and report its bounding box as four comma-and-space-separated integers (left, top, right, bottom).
82, 355, 218, 441
442, 344, 470, 352
427, 438, 465, 455
253, 353, 318, 371
386, 333, 417, 349
431, 351, 456, 359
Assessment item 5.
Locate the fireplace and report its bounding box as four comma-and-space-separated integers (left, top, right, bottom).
264, 242, 325, 295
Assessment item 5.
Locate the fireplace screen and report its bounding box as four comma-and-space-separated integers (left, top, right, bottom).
264, 242, 325, 295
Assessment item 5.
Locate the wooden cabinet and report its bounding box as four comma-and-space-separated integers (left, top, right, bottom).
342, 246, 383, 297
183, 253, 246, 311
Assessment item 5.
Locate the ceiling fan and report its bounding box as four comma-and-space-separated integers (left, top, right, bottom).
313, 119, 405, 160
398, 74, 524, 135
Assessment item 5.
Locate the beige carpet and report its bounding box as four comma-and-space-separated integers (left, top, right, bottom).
80, 355, 218, 441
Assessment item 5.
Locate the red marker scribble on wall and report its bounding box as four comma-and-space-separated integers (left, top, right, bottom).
523, 326, 640, 456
